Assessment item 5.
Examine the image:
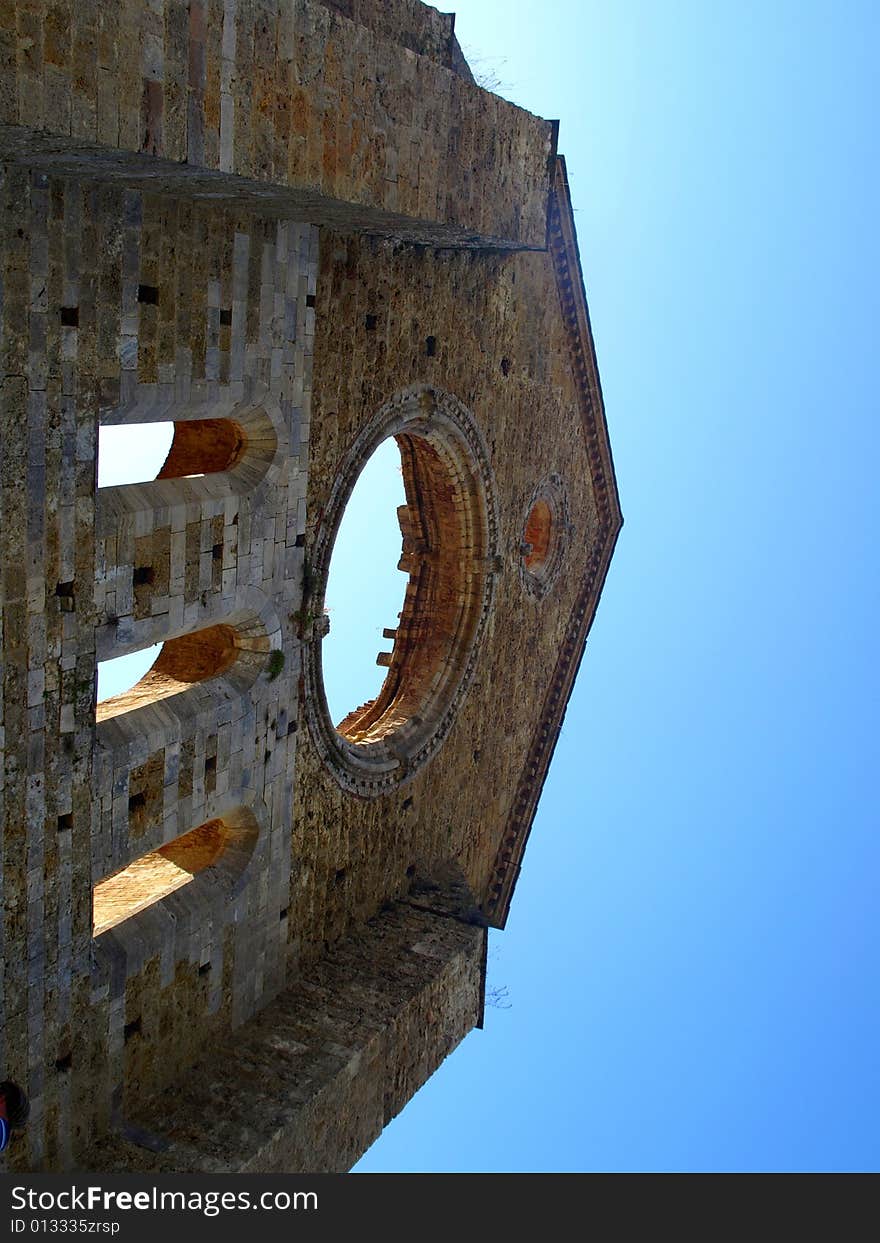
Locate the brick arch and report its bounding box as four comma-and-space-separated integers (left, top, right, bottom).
93, 815, 248, 938
337, 431, 486, 743
96, 616, 273, 724
96, 380, 286, 540
156, 418, 247, 479
94, 587, 285, 889
91, 793, 268, 966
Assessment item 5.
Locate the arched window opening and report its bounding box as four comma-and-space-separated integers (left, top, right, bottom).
98, 419, 246, 488
97, 624, 241, 722
93, 817, 243, 937
98, 423, 174, 487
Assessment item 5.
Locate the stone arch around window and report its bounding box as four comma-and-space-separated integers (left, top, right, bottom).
90, 793, 268, 978
95, 588, 283, 749
92, 811, 259, 938
156, 417, 247, 479
96, 380, 285, 538
303, 385, 499, 797
96, 607, 279, 725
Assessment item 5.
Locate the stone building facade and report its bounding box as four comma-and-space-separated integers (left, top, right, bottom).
0, 0, 620, 1172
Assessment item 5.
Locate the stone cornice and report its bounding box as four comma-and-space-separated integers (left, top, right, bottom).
484, 155, 623, 927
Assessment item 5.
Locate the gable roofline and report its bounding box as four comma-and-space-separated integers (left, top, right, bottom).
485, 155, 624, 928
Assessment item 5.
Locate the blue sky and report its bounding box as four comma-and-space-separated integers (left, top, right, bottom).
99, 0, 879, 1172
347, 0, 879, 1171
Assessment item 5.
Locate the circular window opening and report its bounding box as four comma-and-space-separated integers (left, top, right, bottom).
304, 386, 498, 796
322, 438, 407, 727
523, 499, 553, 569
519, 475, 570, 600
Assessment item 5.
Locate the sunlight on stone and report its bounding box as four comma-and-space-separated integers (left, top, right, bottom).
323, 438, 407, 727
98, 423, 175, 487
97, 646, 162, 704
93, 852, 194, 937
92, 820, 229, 937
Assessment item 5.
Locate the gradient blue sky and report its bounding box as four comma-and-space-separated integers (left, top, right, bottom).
101, 0, 879, 1173
345, 0, 879, 1171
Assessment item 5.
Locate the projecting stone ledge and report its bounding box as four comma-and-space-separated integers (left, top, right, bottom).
79, 895, 486, 1174
0, 0, 553, 250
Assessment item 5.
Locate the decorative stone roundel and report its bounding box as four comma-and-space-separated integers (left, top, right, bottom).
303, 385, 499, 797
519, 474, 570, 600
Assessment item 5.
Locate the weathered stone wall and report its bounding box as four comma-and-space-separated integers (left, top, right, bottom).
294, 231, 600, 938
0, 169, 317, 1170
81, 888, 485, 1173
0, 0, 551, 247
314, 0, 466, 71
0, 211, 600, 1172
